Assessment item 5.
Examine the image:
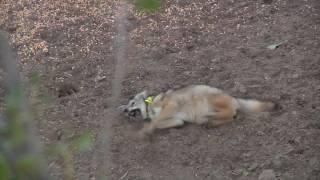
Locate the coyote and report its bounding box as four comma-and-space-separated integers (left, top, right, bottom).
119, 85, 276, 137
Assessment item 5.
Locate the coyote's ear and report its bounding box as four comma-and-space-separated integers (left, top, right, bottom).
153, 93, 164, 102
135, 90, 147, 99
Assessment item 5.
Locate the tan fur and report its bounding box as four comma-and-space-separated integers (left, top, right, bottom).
120, 85, 276, 138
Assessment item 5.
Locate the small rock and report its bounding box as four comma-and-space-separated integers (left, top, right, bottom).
242, 152, 252, 158
211, 58, 218, 62
43, 47, 49, 54
159, 44, 167, 49
234, 82, 247, 93
309, 157, 319, 167
256, 131, 265, 136
272, 156, 282, 168
239, 86, 247, 93
183, 71, 192, 75
231, 169, 242, 176
258, 169, 276, 180
264, 74, 271, 80
248, 162, 259, 171
95, 75, 106, 82
242, 169, 249, 176
56, 129, 63, 140
260, 159, 272, 167
292, 73, 299, 78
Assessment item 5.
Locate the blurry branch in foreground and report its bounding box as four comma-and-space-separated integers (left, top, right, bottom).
0, 31, 49, 179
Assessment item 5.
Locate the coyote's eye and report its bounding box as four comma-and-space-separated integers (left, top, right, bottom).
130, 101, 135, 106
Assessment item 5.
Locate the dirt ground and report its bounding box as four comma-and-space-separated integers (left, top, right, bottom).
1, 0, 320, 179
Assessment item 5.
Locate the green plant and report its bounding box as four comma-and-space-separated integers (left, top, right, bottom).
132, 0, 161, 12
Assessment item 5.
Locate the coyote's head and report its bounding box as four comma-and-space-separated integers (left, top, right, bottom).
118, 91, 149, 120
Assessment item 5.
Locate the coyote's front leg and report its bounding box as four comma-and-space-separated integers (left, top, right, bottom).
139, 101, 179, 137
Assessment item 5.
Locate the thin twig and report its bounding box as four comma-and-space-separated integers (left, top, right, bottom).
95, 1, 130, 179
119, 170, 129, 180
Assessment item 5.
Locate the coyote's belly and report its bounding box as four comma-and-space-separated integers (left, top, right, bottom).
174, 94, 216, 123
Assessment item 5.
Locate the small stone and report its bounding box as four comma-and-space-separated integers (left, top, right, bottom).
242, 152, 252, 158
95, 75, 106, 82
183, 71, 192, 75
234, 82, 247, 93
160, 44, 167, 49
231, 169, 242, 176
43, 47, 49, 53
272, 156, 282, 168
292, 73, 299, 78
56, 129, 63, 140
242, 169, 249, 176
89, 174, 95, 180
248, 162, 259, 171
264, 74, 271, 80
258, 169, 276, 180
239, 86, 247, 93
309, 157, 319, 167
257, 131, 265, 136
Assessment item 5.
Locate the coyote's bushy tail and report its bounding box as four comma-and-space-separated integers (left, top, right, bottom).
236, 98, 276, 113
